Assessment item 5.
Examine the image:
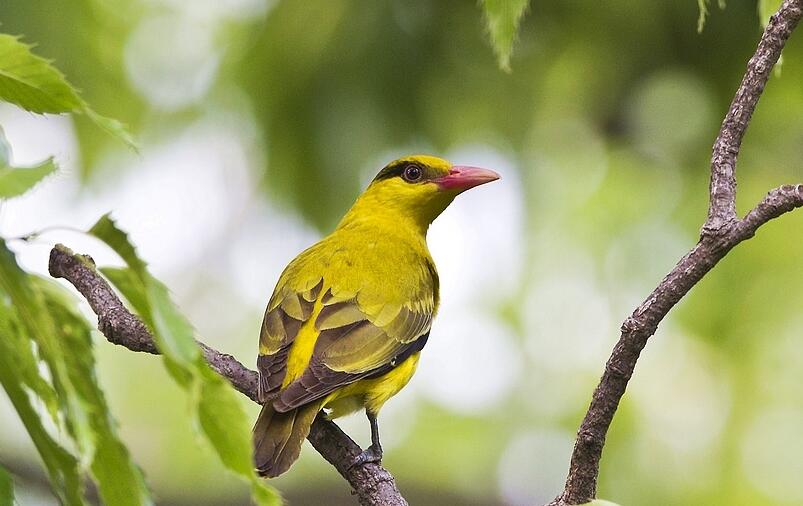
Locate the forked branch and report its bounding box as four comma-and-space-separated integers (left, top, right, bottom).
550, 1, 803, 504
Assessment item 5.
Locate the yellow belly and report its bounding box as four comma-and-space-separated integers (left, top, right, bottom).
323, 352, 421, 419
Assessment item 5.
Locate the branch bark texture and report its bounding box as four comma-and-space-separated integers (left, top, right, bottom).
48, 247, 408, 506
551, 1, 803, 504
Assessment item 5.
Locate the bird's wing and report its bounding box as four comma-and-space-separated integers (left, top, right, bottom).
257, 250, 324, 403
273, 287, 434, 413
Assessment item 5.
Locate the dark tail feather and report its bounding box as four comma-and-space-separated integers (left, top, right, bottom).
253, 400, 323, 478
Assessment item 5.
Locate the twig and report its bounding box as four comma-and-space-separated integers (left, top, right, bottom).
48, 246, 408, 506
549, 1, 803, 504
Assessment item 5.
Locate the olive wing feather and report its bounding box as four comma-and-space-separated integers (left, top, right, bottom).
257, 274, 323, 403
273, 293, 433, 413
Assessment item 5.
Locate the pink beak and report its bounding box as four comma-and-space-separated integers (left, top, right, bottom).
434, 166, 500, 192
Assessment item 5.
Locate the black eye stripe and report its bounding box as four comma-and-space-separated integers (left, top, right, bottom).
373, 160, 422, 182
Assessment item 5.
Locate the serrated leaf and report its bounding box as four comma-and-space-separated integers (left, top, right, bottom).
0, 33, 136, 148
0, 34, 84, 113
39, 280, 152, 506
0, 285, 60, 423
89, 214, 148, 278
0, 157, 57, 199
88, 215, 280, 505
0, 242, 151, 506
0, 359, 84, 506
0, 243, 85, 506
84, 109, 138, 152
481, 0, 530, 72
0, 465, 13, 506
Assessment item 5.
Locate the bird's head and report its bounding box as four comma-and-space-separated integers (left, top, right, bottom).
343, 155, 499, 232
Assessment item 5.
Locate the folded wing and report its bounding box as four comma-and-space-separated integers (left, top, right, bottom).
273, 290, 433, 413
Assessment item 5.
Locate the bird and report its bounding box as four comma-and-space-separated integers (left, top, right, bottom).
252, 155, 499, 477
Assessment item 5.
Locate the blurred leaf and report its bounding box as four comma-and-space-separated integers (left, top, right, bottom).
0, 33, 136, 148
88, 215, 281, 505
0, 278, 59, 423
0, 123, 58, 200
758, 0, 782, 27
481, 0, 530, 71
0, 33, 83, 113
100, 266, 150, 321
89, 214, 148, 275
697, 0, 727, 32
757, 0, 784, 74
0, 357, 84, 506
0, 242, 85, 506
37, 278, 153, 506
697, 0, 709, 33
0, 127, 11, 166
0, 157, 57, 199
0, 241, 151, 506
84, 108, 138, 153
0, 465, 12, 506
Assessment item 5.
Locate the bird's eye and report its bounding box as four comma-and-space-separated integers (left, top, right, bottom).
402, 164, 423, 183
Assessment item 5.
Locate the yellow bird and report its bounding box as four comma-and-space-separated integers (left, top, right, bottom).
253, 155, 499, 477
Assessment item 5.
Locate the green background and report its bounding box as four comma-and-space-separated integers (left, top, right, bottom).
1, 0, 802, 505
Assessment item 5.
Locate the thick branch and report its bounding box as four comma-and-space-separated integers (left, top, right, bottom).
48, 246, 408, 506
706, 0, 803, 231
551, 1, 803, 504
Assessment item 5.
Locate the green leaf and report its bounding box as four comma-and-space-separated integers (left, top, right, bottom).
0, 281, 60, 422
0, 464, 15, 506
481, 0, 530, 72
0, 33, 83, 113
0, 157, 57, 199
0, 125, 58, 200
0, 241, 151, 506
100, 267, 150, 321
0, 245, 85, 506
38, 280, 152, 506
0, 33, 136, 148
88, 216, 281, 505
697, 0, 727, 33
89, 214, 148, 278
0, 359, 84, 506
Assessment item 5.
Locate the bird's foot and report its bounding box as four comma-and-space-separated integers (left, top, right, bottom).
349, 445, 383, 469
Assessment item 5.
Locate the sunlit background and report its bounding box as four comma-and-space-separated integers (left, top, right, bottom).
2, 0, 803, 505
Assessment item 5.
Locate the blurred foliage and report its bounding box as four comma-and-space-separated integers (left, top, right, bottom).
482, 0, 531, 71
0, 465, 12, 505
0, 129, 56, 198
0, 34, 134, 148
0, 0, 803, 505
0, 239, 148, 505
88, 216, 279, 505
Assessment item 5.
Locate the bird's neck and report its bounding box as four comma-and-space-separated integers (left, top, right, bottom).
336, 193, 436, 239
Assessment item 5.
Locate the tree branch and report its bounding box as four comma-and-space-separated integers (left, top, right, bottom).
705, 0, 803, 231
550, 1, 803, 505
48, 246, 408, 506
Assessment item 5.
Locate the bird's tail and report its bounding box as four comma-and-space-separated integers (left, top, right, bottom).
253, 399, 324, 478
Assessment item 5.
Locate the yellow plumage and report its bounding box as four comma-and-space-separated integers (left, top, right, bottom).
253, 155, 499, 477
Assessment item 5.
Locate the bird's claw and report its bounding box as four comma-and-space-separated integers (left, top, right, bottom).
349, 446, 383, 469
